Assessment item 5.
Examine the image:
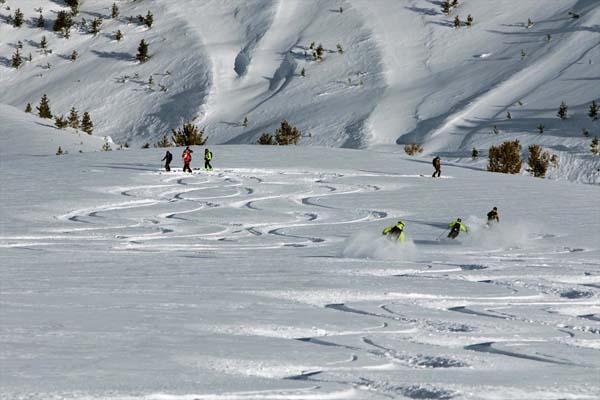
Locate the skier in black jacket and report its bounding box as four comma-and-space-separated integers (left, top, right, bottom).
162, 150, 173, 172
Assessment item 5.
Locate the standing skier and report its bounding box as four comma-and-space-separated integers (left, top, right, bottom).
161, 150, 172, 172
204, 148, 213, 171
432, 156, 441, 178
447, 218, 468, 239
182, 146, 193, 173
487, 207, 500, 225
382, 221, 406, 242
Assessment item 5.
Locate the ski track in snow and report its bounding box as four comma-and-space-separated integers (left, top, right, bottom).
2, 160, 600, 399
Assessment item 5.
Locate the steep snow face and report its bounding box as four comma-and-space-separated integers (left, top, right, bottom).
1, 0, 599, 181
1, 144, 600, 399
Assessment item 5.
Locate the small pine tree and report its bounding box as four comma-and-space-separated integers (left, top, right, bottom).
257, 133, 275, 145
171, 123, 207, 146
11, 49, 23, 69
115, 30, 123, 41
13, 8, 24, 27
582, 128, 589, 137
81, 112, 94, 134
471, 147, 479, 159
90, 18, 102, 35
527, 145, 550, 178
557, 101, 568, 120
527, 18, 534, 28
53, 11, 73, 32
25, 103, 32, 113
309, 41, 315, 50
102, 137, 112, 151
589, 100, 598, 121
36, 13, 45, 28
40, 36, 48, 49
546, 33, 552, 41
404, 143, 424, 155
466, 14, 473, 26
487, 140, 522, 174
451, 0, 459, 7
300, 67, 305, 77
339, 7, 343, 13
242, 117, 248, 128
155, 134, 172, 148
315, 44, 324, 61
493, 125, 499, 135
591, 136, 599, 155
275, 120, 301, 145
16, 41, 23, 49
441, 1, 451, 15
145, 11, 154, 28
148, 75, 154, 85
37, 95, 52, 119
136, 39, 150, 63
71, 50, 78, 61
520, 49, 527, 60
141, 143, 150, 149
111, 3, 119, 19
54, 115, 68, 129
68, 107, 80, 129
537, 124, 544, 134
454, 16, 461, 28
506, 111, 512, 120
336, 44, 344, 54
56, 146, 64, 155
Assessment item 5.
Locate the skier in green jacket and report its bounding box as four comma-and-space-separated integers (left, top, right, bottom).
204, 148, 213, 170
447, 218, 468, 239
383, 221, 406, 242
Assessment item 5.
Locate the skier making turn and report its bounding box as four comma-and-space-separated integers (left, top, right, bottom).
487, 207, 500, 225
447, 218, 468, 239
382, 221, 406, 242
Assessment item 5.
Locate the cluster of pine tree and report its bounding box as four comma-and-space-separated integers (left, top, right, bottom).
171, 123, 207, 146
27, 95, 94, 134
258, 120, 301, 145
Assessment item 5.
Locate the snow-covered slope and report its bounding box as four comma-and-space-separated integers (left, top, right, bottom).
1, 0, 598, 181
1, 142, 600, 399
0, 102, 105, 157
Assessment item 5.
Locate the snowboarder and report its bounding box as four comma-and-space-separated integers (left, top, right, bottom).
204, 148, 213, 171
182, 146, 193, 173
447, 218, 468, 239
161, 150, 172, 172
487, 207, 500, 225
432, 156, 441, 178
382, 221, 406, 242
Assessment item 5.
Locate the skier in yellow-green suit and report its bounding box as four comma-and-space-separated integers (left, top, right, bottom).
447, 218, 468, 239
204, 148, 213, 171
382, 221, 406, 242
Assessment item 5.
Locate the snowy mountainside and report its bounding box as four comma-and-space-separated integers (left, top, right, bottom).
0, 0, 599, 181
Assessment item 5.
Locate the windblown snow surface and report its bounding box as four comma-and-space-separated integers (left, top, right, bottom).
1, 0, 600, 181
2, 1, 600, 399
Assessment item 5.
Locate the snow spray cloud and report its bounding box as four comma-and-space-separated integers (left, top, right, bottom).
461, 215, 544, 250
342, 231, 417, 261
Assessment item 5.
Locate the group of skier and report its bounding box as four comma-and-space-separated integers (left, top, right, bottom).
383, 207, 500, 242
161, 147, 213, 173
383, 157, 500, 242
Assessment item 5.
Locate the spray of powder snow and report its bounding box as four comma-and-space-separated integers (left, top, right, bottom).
460, 215, 547, 250
342, 231, 418, 261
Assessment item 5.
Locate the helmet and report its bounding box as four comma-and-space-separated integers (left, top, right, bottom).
493, 207, 497, 210
457, 218, 462, 222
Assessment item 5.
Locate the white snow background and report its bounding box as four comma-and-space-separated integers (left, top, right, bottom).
1, 0, 600, 399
